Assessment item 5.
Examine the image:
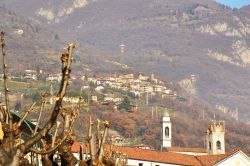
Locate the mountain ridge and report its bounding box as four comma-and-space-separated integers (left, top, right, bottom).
1, 0, 250, 122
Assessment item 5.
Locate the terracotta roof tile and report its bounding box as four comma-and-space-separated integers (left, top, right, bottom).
72, 142, 202, 166
166, 147, 207, 153
71, 142, 241, 166
111, 146, 202, 166
196, 148, 240, 166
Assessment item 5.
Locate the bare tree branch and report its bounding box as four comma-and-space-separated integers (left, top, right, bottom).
33, 97, 46, 135
88, 116, 97, 161
97, 119, 101, 148
17, 103, 36, 128
30, 116, 76, 155
52, 121, 61, 148
20, 43, 75, 153
1, 32, 13, 152
98, 121, 110, 161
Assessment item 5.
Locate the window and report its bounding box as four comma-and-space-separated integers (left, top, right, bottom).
139, 163, 143, 166
216, 141, 221, 150
209, 141, 211, 150
155, 165, 160, 166
165, 127, 169, 137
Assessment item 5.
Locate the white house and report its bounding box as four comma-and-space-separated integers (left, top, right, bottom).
24, 69, 37, 80
104, 94, 122, 103
46, 74, 62, 82
95, 86, 104, 92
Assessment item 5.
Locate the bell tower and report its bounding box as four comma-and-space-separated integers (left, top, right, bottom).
206, 121, 225, 155
162, 110, 171, 148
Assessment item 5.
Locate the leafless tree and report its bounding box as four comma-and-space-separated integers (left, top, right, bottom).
0, 32, 128, 166
78, 118, 127, 166
0, 31, 79, 166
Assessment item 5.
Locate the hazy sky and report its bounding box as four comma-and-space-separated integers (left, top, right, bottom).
216, 0, 250, 8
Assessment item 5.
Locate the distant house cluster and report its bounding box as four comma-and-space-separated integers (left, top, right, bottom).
84, 73, 175, 98
24, 70, 38, 80
46, 73, 62, 82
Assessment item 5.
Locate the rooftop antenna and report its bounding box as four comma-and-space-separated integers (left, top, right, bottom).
235, 108, 239, 121
213, 113, 216, 125
212, 113, 216, 125
120, 44, 126, 54
119, 44, 126, 66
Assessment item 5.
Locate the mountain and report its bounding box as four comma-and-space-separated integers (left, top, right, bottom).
240, 5, 250, 14
1, 1, 250, 117
3, 0, 249, 122
0, 5, 65, 73
0, 3, 120, 74
0, 0, 250, 153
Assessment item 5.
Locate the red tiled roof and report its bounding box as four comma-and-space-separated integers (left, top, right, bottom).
195, 148, 241, 166
166, 147, 207, 153
112, 146, 202, 166
71, 142, 201, 166
71, 142, 241, 166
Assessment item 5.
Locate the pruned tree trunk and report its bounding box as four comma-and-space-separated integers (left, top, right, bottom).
0, 32, 78, 166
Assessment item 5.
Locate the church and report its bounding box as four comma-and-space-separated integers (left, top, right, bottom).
72, 110, 250, 166
161, 110, 226, 156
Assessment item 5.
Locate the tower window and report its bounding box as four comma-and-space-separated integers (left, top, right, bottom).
209, 141, 211, 150
216, 141, 221, 150
139, 163, 143, 166
165, 127, 169, 137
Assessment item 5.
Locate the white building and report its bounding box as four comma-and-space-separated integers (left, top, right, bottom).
24, 69, 37, 80
162, 110, 171, 148
46, 74, 62, 82
95, 86, 104, 92
207, 122, 225, 155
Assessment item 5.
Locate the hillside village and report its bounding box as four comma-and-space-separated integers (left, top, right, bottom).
1, 70, 177, 111
82, 73, 175, 101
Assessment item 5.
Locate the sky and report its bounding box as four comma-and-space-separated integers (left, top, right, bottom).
216, 0, 250, 8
